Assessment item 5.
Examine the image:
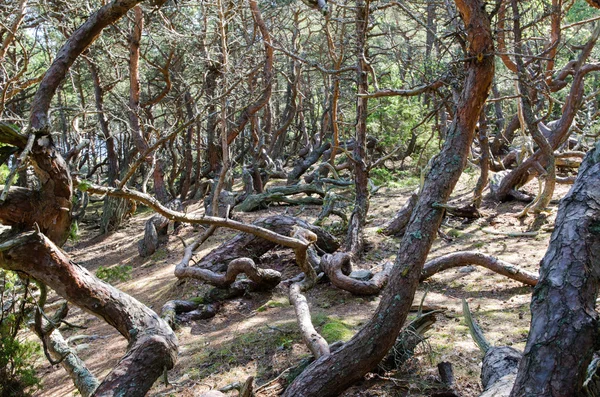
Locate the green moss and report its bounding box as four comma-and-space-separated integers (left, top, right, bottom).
320, 318, 354, 342
96, 265, 132, 283
447, 229, 463, 238
151, 248, 168, 261
188, 296, 205, 305
471, 241, 485, 249
256, 297, 289, 312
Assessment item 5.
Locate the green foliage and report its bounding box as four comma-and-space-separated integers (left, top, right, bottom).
0, 335, 41, 397
76, 180, 92, 192
0, 271, 41, 397
69, 221, 80, 242
565, 0, 599, 23
371, 168, 420, 188
0, 164, 9, 184
95, 265, 132, 283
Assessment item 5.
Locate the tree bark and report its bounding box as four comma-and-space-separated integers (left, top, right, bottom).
0, 232, 177, 397
509, 144, 600, 395
283, 2, 494, 395
346, 0, 370, 256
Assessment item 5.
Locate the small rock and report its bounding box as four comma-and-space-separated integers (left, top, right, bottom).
349, 269, 373, 281
458, 265, 476, 274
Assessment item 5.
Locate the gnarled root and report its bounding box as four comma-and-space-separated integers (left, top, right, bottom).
380, 191, 418, 236
321, 252, 393, 295
174, 257, 282, 290
421, 251, 538, 286
161, 300, 219, 329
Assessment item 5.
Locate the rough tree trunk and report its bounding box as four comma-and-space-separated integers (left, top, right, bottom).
346, 0, 370, 256
509, 144, 600, 395
0, 232, 177, 397
282, 2, 494, 395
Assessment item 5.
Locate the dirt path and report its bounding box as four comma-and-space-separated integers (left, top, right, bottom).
33, 175, 566, 397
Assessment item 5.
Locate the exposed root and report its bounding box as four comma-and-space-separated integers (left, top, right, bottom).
380, 190, 418, 236
321, 252, 393, 295
161, 300, 219, 329
421, 251, 538, 286
174, 257, 282, 290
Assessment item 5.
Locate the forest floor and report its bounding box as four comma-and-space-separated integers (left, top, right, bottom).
32, 171, 570, 397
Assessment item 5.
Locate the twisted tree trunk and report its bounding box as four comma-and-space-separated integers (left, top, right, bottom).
283, 1, 494, 394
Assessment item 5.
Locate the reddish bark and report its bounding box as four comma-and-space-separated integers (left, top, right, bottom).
0, 233, 177, 397
283, 1, 494, 395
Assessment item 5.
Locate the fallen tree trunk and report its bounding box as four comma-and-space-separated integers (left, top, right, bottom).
175, 215, 338, 275
236, 184, 325, 212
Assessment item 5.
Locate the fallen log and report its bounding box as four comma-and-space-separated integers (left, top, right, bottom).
175, 215, 339, 275
236, 184, 325, 212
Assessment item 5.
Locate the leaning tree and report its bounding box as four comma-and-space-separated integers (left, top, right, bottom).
0, 1, 179, 396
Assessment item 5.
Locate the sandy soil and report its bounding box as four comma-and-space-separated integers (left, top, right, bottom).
32, 172, 569, 397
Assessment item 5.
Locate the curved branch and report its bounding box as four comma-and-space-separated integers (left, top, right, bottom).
0, 232, 177, 397
421, 251, 538, 286
30, 0, 150, 131
78, 181, 309, 250
175, 257, 282, 289
321, 252, 394, 295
